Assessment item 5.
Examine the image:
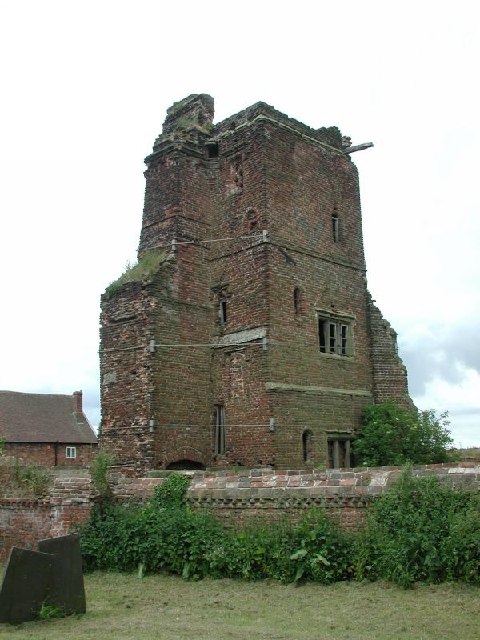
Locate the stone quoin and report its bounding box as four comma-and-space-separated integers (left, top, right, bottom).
99, 94, 411, 473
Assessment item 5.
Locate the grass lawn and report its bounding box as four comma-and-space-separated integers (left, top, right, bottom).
0, 573, 479, 640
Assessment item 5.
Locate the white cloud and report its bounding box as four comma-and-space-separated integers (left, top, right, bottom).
413, 368, 480, 447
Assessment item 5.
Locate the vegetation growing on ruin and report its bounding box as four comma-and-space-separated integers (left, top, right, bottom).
353, 402, 456, 466
104, 250, 166, 299
0, 457, 52, 498
90, 451, 114, 498
80, 471, 480, 587
175, 116, 214, 134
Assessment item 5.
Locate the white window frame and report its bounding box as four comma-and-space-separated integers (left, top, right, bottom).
66, 446, 77, 459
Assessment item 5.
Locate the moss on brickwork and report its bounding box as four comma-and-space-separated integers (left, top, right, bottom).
105, 250, 166, 299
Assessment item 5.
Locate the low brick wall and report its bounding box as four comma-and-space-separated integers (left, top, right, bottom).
1, 463, 479, 560
0, 476, 93, 561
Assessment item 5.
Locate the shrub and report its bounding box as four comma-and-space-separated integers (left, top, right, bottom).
353, 402, 455, 466
80, 470, 478, 587
81, 473, 223, 579
354, 469, 480, 587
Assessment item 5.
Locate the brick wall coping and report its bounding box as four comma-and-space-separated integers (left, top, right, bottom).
1, 463, 478, 507
111, 463, 480, 499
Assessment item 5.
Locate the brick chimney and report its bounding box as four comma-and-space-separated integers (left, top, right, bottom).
72, 390, 83, 417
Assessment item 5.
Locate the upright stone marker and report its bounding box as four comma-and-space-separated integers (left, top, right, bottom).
38, 533, 86, 615
0, 547, 54, 623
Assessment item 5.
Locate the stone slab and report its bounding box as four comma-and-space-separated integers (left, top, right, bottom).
38, 533, 86, 615
0, 547, 54, 624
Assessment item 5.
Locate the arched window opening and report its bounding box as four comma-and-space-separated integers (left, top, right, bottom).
302, 430, 312, 463
166, 459, 205, 470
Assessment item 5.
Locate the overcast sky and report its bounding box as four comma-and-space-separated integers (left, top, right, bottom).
0, 0, 478, 446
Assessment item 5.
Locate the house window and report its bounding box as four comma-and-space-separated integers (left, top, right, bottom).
66, 446, 77, 459
327, 438, 351, 469
318, 315, 352, 356
214, 405, 226, 455
302, 430, 312, 462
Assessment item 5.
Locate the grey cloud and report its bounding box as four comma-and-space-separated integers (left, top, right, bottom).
399, 321, 480, 397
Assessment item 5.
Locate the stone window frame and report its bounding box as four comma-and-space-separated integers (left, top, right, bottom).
66, 446, 77, 459
316, 309, 355, 358
326, 433, 352, 469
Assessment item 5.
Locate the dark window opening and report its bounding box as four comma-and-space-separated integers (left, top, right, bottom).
327, 438, 351, 469
332, 210, 339, 243
293, 287, 301, 315
219, 299, 227, 325
318, 317, 352, 356
206, 142, 219, 158
166, 459, 205, 470
302, 430, 312, 462
214, 404, 226, 455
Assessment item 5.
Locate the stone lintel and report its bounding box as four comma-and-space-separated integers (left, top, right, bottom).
213, 327, 266, 348
265, 382, 372, 397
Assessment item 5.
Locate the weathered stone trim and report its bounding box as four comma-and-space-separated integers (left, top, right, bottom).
265, 382, 372, 397
216, 114, 342, 155
214, 327, 267, 347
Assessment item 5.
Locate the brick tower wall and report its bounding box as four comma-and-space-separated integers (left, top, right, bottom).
99, 95, 412, 472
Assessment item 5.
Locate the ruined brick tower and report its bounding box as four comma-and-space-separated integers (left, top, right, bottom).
100, 94, 410, 472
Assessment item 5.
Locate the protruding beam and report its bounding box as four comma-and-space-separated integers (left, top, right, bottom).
343, 142, 374, 154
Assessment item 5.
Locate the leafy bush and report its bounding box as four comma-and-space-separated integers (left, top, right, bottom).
80, 471, 479, 587
151, 473, 191, 508
81, 474, 353, 584
353, 402, 455, 466
81, 473, 223, 579
354, 469, 480, 587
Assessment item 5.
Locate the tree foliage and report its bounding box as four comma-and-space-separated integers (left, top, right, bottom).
353, 402, 455, 467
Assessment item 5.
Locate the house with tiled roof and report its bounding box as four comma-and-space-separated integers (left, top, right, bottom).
0, 390, 97, 467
